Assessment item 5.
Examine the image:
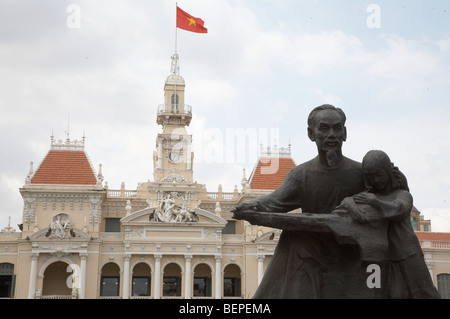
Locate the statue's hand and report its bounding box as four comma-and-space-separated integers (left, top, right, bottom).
334, 199, 368, 224
348, 206, 369, 224
234, 202, 258, 212
353, 192, 378, 206
232, 202, 258, 220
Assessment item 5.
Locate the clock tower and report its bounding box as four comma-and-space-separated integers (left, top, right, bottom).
154, 54, 194, 183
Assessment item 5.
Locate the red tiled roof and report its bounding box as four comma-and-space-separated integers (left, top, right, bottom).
31, 150, 97, 185
249, 157, 296, 190
415, 232, 450, 241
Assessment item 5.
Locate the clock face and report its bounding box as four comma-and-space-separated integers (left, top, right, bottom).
169, 151, 180, 162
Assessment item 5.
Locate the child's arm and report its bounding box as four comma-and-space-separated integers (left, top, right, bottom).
353, 190, 413, 221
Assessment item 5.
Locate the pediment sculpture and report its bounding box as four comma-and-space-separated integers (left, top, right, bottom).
150, 194, 198, 223
45, 213, 75, 239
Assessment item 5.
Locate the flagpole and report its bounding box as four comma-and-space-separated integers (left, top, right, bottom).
174, 2, 178, 113
175, 2, 178, 54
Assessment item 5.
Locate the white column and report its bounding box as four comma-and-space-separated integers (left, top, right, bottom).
154, 254, 162, 299
122, 254, 131, 299
424, 253, 434, 278
187, 139, 192, 170
158, 139, 163, 169
257, 255, 265, 285
185, 254, 192, 299
28, 253, 39, 299
215, 255, 222, 299
79, 253, 88, 299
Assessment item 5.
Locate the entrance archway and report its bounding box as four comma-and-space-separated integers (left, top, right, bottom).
42, 261, 72, 296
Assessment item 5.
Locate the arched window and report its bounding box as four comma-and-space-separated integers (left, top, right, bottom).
223, 264, 241, 297
132, 263, 151, 297
437, 273, 450, 299
0, 263, 15, 298
163, 263, 182, 297
100, 262, 120, 297
171, 94, 179, 113
194, 263, 212, 297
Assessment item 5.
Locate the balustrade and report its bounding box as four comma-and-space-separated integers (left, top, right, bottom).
420, 240, 450, 249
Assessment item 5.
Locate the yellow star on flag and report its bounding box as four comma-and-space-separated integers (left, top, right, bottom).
187, 17, 196, 26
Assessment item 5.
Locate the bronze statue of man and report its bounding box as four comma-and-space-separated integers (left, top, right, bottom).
234, 104, 366, 298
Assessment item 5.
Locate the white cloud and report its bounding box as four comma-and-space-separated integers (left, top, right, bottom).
0, 173, 24, 231
290, 30, 368, 75
437, 37, 450, 53
366, 35, 446, 100
188, 78, 238, 107
369, 36, 441, 77
309, 88, 342, 105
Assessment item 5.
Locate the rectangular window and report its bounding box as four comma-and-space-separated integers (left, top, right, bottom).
224, 277, 241, 297
100, 277, 120, 296
132, 277, 150, 296
223, 221, 236, 234
105, 218, 121, 232
0, 276, 12, 298
163, 277, 181, 296
194, 277, 211, 297
437, 274, 450, 299
0, 263, 14, 298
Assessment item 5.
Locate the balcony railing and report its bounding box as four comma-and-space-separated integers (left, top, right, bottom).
206, 192, 238, 200
40, 295, 73, 299
420, 240, 450, 249
108, 189, 137, 198
157, 104, 192, 115
432, 241, 450, 248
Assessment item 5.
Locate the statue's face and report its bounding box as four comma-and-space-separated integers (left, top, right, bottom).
363, 164, 391, 192
308, 109, 347, 154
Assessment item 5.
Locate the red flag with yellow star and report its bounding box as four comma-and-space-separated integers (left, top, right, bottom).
176, 6, 208, 33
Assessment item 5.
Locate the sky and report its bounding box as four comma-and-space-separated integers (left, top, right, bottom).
1, 0, 450, 232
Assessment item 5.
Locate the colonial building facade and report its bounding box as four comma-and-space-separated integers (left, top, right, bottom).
0, 55, 449, 299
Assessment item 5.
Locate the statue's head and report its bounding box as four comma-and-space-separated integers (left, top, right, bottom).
362, 150, 409, 192
307, 104, 347, 129
307, 105, 347, 166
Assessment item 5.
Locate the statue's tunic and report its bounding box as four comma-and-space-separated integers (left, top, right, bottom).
249, 156, 367, 298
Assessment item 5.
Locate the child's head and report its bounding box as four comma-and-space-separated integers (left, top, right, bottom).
362, 150, 409, 193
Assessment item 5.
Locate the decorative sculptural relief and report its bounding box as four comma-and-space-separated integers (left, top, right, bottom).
46, 213, 74, 239
150, 194, 198, 223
